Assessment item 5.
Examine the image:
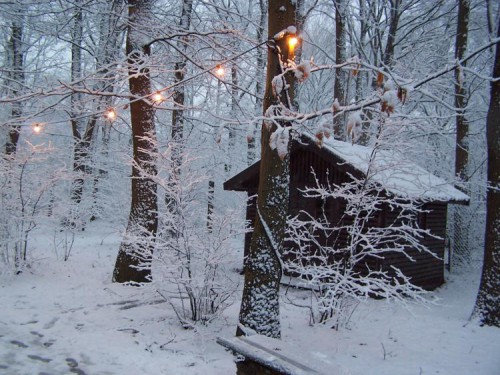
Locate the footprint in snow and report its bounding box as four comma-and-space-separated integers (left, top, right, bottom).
30, 331, 44, 338
66, 357, 78, 368
43, 317, 59, 329
19, 320, 39, 325
27, 354, 52, 363
10, 340, 28, 348
29, 330, 55, 349
66, 358, 87, 375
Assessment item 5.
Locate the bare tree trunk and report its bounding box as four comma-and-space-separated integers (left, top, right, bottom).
355, 0, 367, 102
383, 0, 402, 68
69, 1, 85, 206
472, 17, 500, 327
333, 0, 347, 140
237, 0, 296, 339
452, 0, 471, 268
355, 0, 371, 145
454, 0, 470, 183
90, 0, 124, 220
171, 0, 194, 171
68, 1, 120, 228
167, 0, 194, 239
226, 63, 238, 174
247, 0, 266, 166
206, 180, 215, 232
5, 9, 24, 155
113, 0, 158, 284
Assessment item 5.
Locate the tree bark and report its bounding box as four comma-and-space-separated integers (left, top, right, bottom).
472, 17, 500, 327
113, 0, 158, 284
382, 0, 402, 68
333, 0, 347, 140
454, 0, 470, 182
226, 63, 238, 174
452, 0, 471, 268
69, 0, 84, 204
237, 0, 296, 339
5, 10, 24, 155
171, 0, 194, 171
247, 0, 267, 166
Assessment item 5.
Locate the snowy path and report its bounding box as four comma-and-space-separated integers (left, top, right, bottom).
0, 227, 237, 375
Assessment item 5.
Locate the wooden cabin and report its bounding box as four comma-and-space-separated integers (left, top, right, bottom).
224, 134, 469, 290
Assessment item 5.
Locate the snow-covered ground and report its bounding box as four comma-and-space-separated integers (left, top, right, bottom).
1, 223, 499, 375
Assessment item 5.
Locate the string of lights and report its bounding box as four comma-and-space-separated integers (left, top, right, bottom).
28, 29, 299, 134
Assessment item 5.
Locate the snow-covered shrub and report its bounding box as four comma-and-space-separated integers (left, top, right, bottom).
284, 144, 436, 329
130, 142, 243, 326
285, 173, 432, 328
0, 143, 62, 273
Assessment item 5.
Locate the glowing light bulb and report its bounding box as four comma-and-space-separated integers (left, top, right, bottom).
288, 36, 298, 50
215, 65, 225, 78
105, 108, 117, 121
33, 123, 42, 134
152, 92, 164, 103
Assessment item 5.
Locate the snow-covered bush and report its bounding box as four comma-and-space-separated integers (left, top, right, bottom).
156, 148, 243, 326
127, 142, 243, 326
285, 180, 431, 328
284, 140, 436, 329
0, 143, 62, 273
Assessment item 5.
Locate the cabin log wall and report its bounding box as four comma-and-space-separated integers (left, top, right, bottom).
231, 147, 448, 291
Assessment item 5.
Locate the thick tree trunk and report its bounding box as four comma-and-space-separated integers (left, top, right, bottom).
237, 0, 296, 339
472, 18, 500, 327
113, 0, 158, 284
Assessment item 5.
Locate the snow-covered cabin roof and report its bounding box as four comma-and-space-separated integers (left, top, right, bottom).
304, 133, 469, 204
224, 134, 469, 204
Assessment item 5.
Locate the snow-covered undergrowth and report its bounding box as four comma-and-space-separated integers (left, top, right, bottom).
0, 222, 498, 375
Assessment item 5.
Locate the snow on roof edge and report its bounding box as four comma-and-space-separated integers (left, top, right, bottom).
302, 133, 470, 204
